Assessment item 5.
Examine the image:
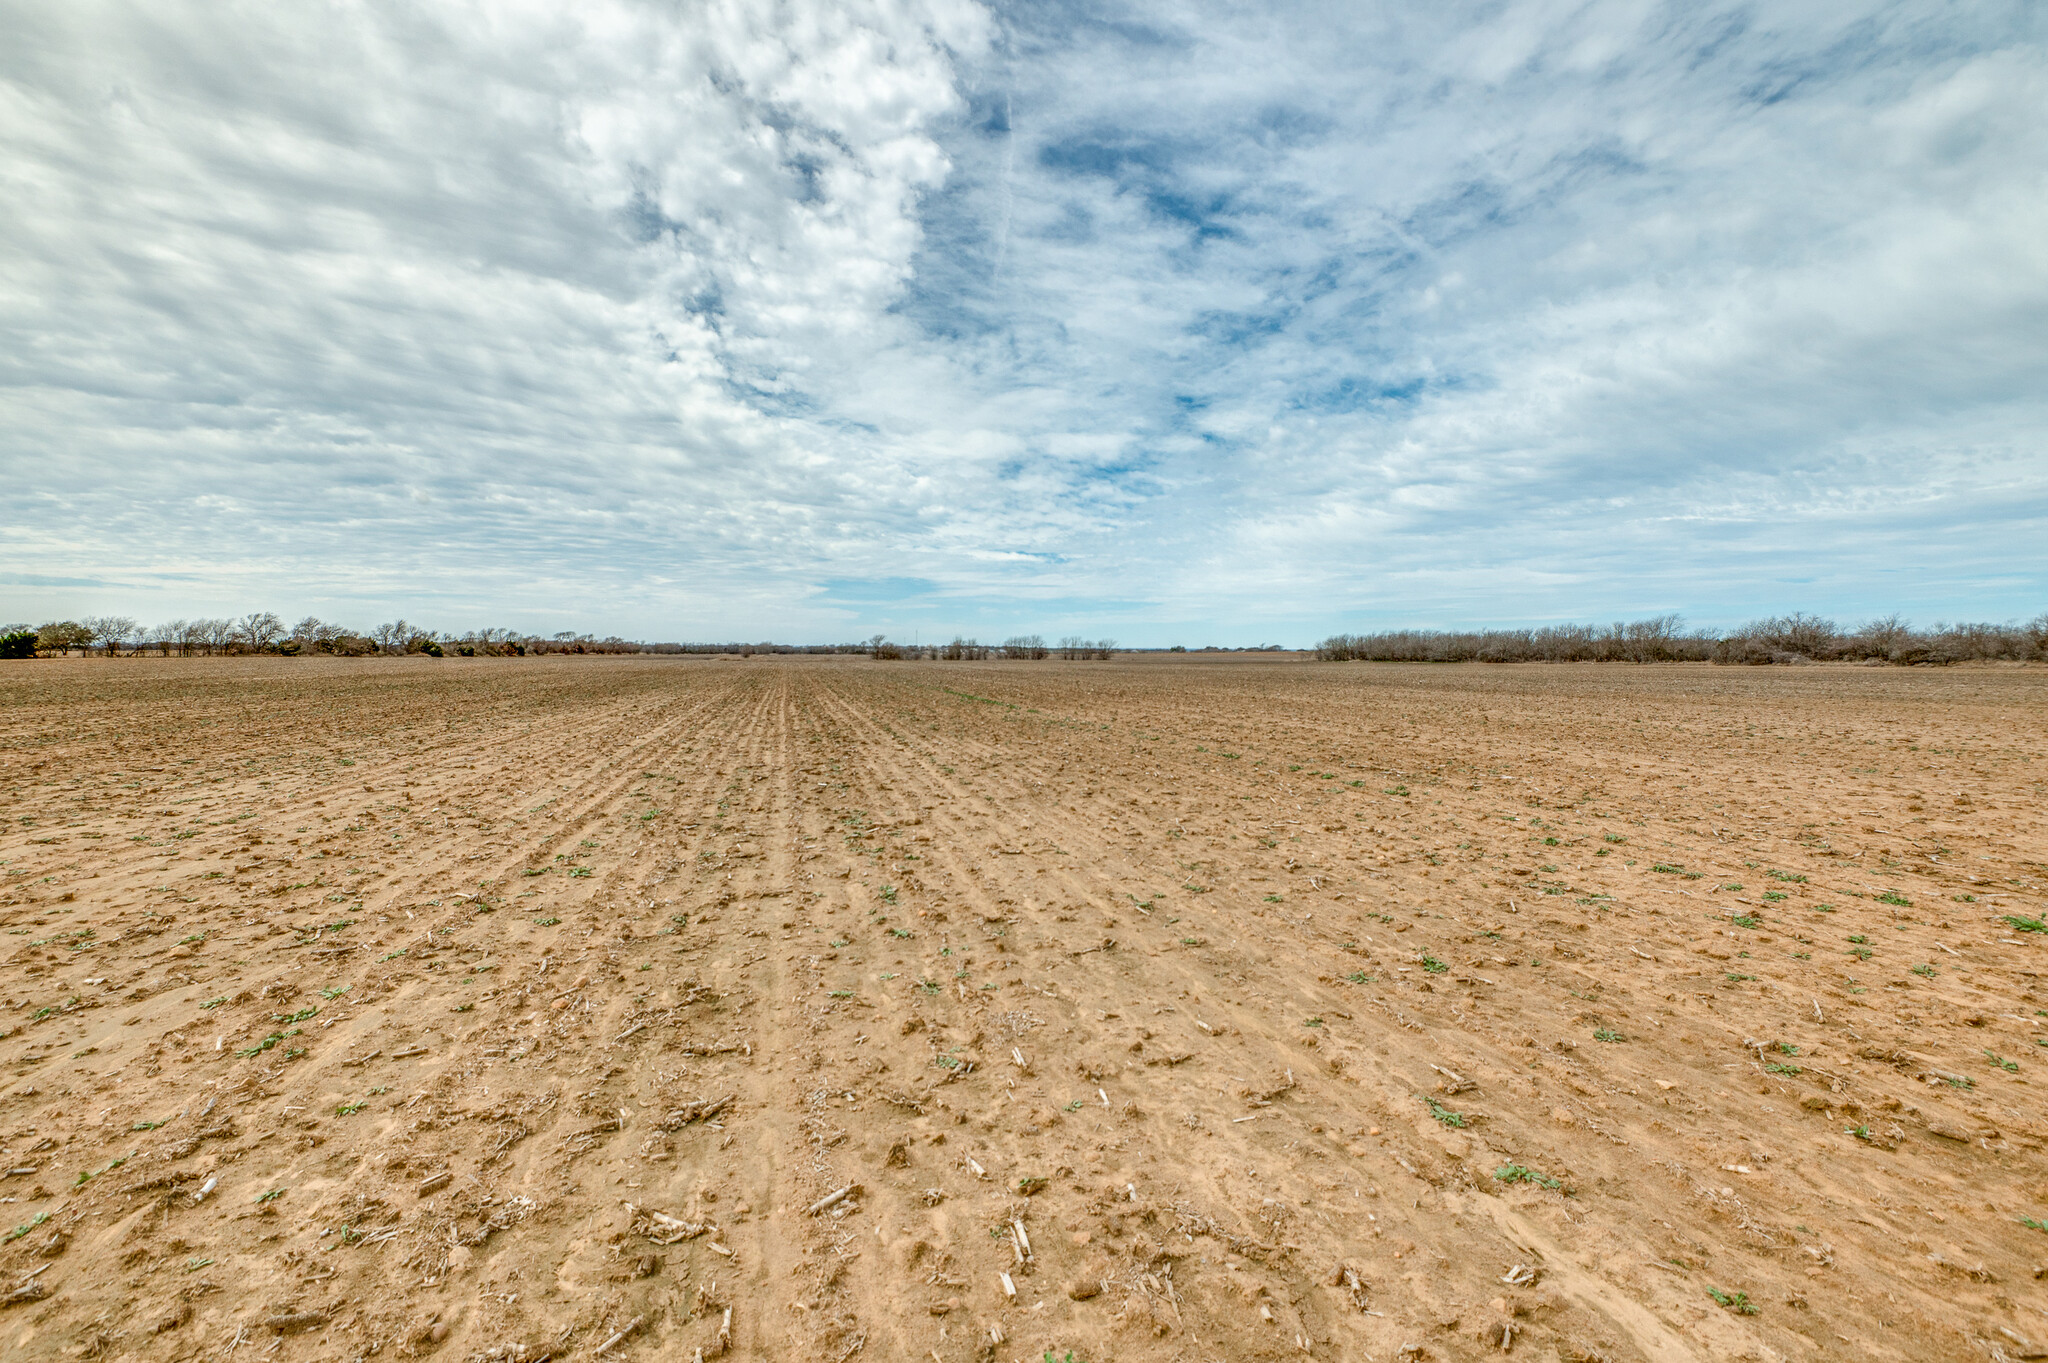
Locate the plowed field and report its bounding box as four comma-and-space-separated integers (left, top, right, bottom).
2, 655, 2045, 1362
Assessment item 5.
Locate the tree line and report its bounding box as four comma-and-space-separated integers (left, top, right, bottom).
1, 614, 750, 659
868, 634, 1118, 661
0, 615, 1122, 661
1315, 612, 2048, 665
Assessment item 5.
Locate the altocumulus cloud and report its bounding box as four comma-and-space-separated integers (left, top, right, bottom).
2, 0, 2043, 641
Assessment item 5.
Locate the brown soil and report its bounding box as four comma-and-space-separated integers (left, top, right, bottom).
1, 655, 2045, 1362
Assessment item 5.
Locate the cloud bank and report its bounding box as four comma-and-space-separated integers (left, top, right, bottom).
3, 0, 2043, 642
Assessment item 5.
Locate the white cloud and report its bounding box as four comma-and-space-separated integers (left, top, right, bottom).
1, 0, 2041, 641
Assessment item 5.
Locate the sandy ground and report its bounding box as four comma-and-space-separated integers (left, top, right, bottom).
1, 654, 2045, 1363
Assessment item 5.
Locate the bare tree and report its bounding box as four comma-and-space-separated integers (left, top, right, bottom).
80, 615, 138, 656
1854, 613, 1912, 660
1617, 614, 1685, 663
200, 617, 237, 654
238, 612, 285, 651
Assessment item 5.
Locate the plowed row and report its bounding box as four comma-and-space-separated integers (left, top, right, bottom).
1, 655, 2044, 1362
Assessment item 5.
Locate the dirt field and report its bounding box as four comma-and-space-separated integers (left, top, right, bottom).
1, 655, 2045, 1363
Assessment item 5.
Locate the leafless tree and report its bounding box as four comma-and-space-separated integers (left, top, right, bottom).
372, 620, 420, 654
80, 615, 138, 656
237, 612, 285, 651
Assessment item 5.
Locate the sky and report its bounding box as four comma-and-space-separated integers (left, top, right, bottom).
3, 0, 2044, 646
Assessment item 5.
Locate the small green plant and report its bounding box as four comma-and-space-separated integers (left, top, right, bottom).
320, 984, 350, 999
1877, 891, 1911, 907
2022, 1216, 2048, 1232
880, 885, 898, 903
1263, 894, 1283, 903
2004, 915, 2047, 934
1065, 1099, 1084, 1111
1707, 1286, 1759, 1315
274, 1006, 319, 1024
1765, 1061, 1800, 1075
1911, 963, 1935, 978
1420, 955, 1448, 974
1346, 970, 1374, 984
1986, 1050, 2018, 1073
1424, 1098, 1467, 1128
1768, 870, 1807, 883
1603, 834, 1626, 844
1593, 1028, 1624, 1043
236, 1029, 298, 1057
132, 1119, 165, 1131
4, 1212, 49, 1244
336, 1101, 365, 1116
1763, 891, 1787, 902
1494, 1163, 1562, 1189
1305, 1016, 1324, 1028
74, 1155, 127, 1187
829, 990, 853, 998
1730, 914, 1760, 929
199, 996, 228, 1009
1846, 1124, 1872, 1141
256, 1188, 285, 1203
1385, 785, 1409, 796
889, 927, 912, 939
1725, 972, 1755, 982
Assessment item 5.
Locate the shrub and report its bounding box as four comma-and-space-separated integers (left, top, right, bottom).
1317, 617, 1712, 663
